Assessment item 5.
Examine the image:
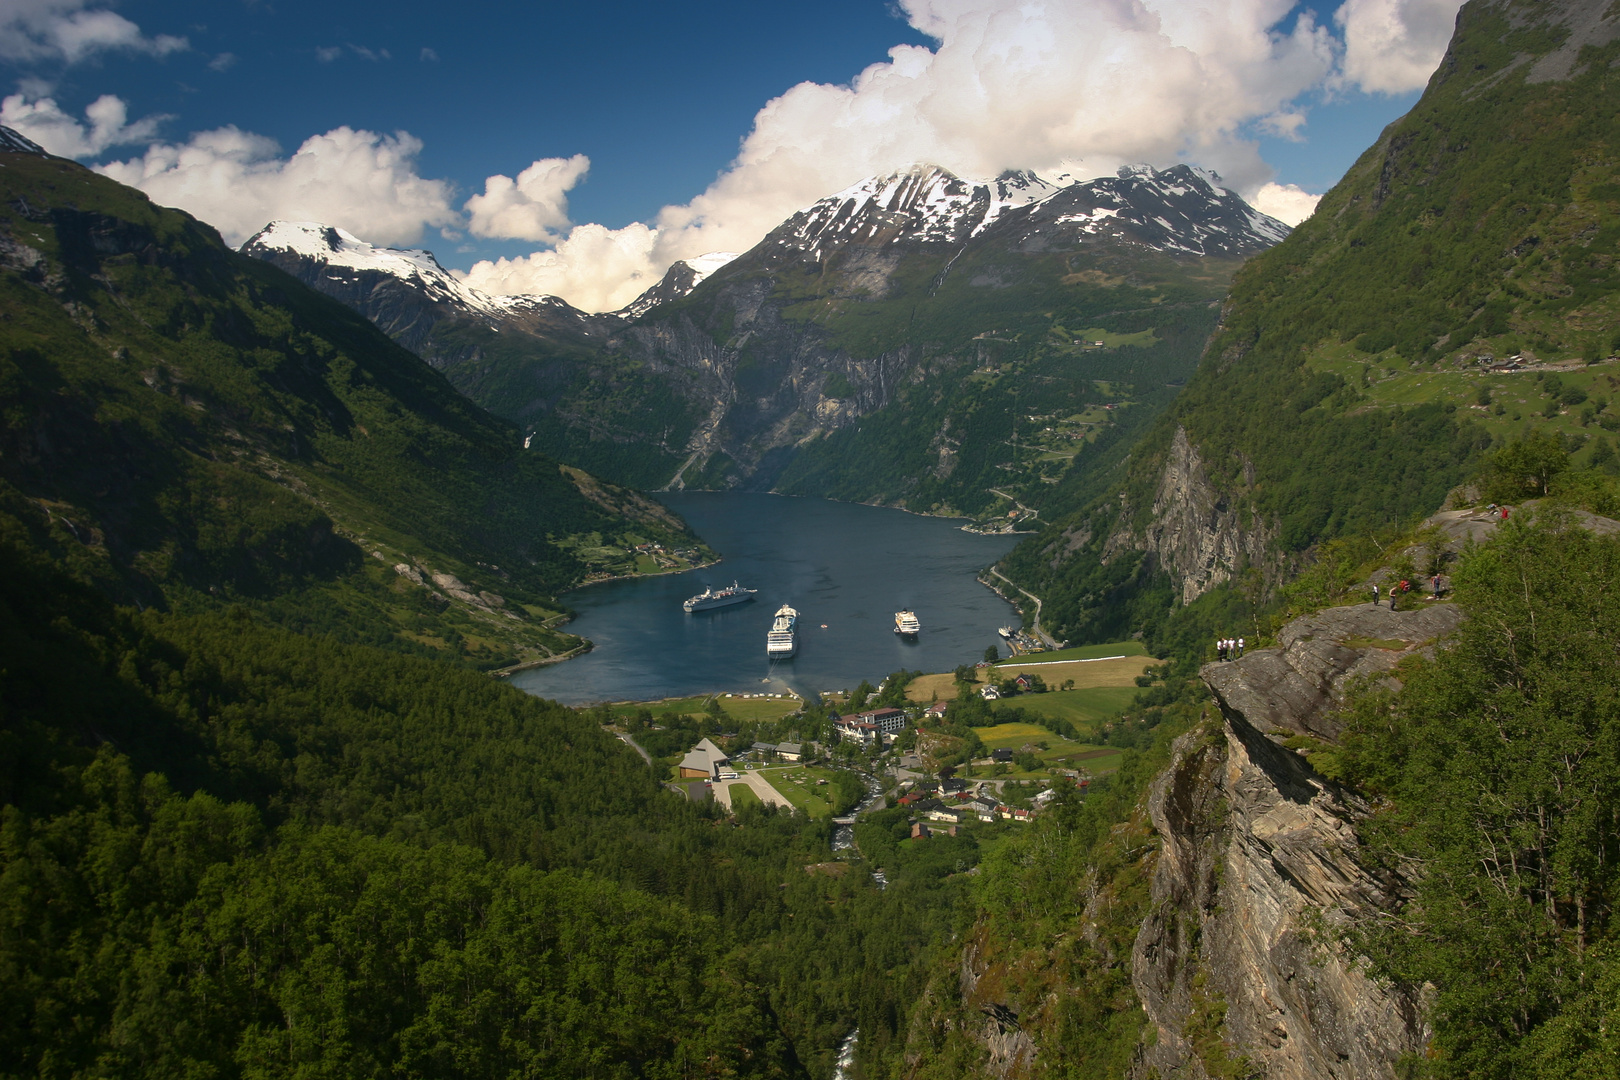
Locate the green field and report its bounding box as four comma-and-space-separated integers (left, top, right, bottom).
728, 784, 762, 809
996, 640, 1147, 663
1011, 685, 1142, 729
1303, 349, 1620, 468
757, 766, 843, 818
972, 719, 1126, 778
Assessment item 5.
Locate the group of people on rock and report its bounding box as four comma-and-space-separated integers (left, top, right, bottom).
1371, 575, 1445, 611
1215, 637, 1244, 661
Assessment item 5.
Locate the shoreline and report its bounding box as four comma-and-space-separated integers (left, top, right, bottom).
567, 556, 721, 591
490, 641, 592, 678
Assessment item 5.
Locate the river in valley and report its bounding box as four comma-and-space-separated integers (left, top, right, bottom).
510, 492, 1022, 705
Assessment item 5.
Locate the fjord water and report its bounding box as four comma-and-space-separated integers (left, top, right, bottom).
511, 492, 1021, 704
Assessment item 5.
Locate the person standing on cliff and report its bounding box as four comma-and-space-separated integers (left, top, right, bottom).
1372, 583, 1381, 607
1237, 637, 1245, 657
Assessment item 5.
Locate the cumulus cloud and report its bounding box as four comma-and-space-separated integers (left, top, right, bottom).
464, 155, 590, 242
1, 92, 167, 157
460, 222, 662, 314
98, 126, 459, 248
1337, 0, 1466, 94
63, 0, 1464, 312
1250, 181, 1321, 225
0, 0, 187, 64
637, 0, 1339, 276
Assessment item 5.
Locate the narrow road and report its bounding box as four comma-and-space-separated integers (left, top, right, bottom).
988, 488, 1038, 524
990, 568, 1059, 649
613, 731, 653, 766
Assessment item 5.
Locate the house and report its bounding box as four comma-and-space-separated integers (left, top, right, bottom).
911, 821, 931, 840
855, 707, 908, 735
926, 806, 961, 824
968, 797, 1000, 821
979, 684, 1001, 700
776, 742, 802, 762
678, 738, 730, 779
940, 778, 968, 795
833, 716, 884, 747
991, 748, 1015, 763
914, 797, 948, 815
998, 806, 1035, 822
923, 701, 949, 720
1013, 673, 1035, 691
751, 741, 778, 759
1031, 787, 1060, 807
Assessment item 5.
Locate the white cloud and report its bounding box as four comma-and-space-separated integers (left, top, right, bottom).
1, 92, 166, 157
1250, 181, 1321, 225
1336, 0, 1466, 94
98, 126, 459, 248
315, 45, 342, 63
636, 0, 1339, 276
464, 155, 590, 242
460, 223, 662, 314
0, 0, 186, 64
420, 47, 439, 62
208, 52, 236, 72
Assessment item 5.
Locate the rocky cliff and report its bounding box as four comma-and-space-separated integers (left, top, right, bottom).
1101, 425, 1281, 604
1132, 601, 1462, 1079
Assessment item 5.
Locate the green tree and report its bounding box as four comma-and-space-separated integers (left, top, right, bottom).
1343, 513, 1620, 1078
1482, 430, 1569, 501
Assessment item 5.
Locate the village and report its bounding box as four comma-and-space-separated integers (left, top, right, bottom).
600, 639, 1154, 859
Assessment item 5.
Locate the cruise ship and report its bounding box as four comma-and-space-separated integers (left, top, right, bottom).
893, 610, 921, 637
682, 581, 756, 612
766, 604, 798, 659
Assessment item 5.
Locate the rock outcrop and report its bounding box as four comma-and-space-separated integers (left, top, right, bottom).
1133, 602, 1457, 1080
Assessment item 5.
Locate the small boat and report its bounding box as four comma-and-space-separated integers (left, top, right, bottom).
893, 610, 921, 637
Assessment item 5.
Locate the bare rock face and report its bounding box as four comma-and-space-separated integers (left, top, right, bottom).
1203, 602, 1464, 742
1133, 604, 1448, 1080
1104, 426, 1279, 604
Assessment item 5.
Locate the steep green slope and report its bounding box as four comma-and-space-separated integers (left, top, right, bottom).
0, 530, 959, 1078
0, 149, 710, 667
1004, 0, 1620, 644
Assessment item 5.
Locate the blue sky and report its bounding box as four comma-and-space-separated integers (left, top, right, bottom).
2, 0, 1448, 309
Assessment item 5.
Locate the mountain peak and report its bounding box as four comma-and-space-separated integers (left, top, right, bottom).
619, 251, 740, 318
0, 125, 47, 155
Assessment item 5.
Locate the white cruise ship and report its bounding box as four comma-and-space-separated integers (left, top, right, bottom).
893, 610, 921, 637
683, 581, 756, 612
766, 604, 798, 659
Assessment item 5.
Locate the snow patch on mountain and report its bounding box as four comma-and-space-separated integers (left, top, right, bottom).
617, 250, 740, 318
771, 161, 1287, 261
243, 220, 528, 320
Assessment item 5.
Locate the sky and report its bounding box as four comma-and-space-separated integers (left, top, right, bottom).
1, 0, 1462, 311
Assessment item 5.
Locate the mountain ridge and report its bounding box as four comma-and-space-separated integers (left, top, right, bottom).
244, 162, 1288, 519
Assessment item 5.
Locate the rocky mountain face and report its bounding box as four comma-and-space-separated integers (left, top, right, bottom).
241, 165, 1286, 513
1132, 601, 1461, 1080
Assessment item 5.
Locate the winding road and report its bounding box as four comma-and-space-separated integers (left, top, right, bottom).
990, 568, 1059, 649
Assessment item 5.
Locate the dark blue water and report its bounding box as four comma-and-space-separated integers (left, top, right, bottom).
510, 492, 1021, 704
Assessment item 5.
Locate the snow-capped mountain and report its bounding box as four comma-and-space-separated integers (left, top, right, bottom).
765, 162, 1287, 263
620, 251, 739, 318
772, 165, 1063, 258
242, 221, 602, 364
239, 162, 1292, 506
1011, 164, 1290, 257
